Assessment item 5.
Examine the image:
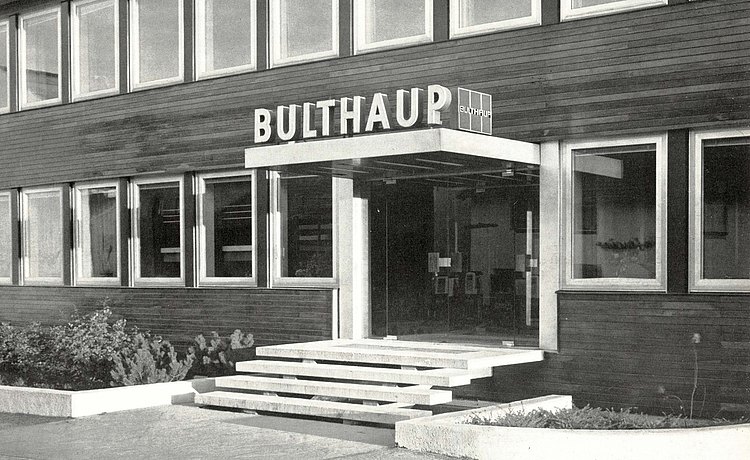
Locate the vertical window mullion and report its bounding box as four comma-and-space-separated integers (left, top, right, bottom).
10, 190, 20, 285
8, 15, 17, 113
61, 1, 71, 104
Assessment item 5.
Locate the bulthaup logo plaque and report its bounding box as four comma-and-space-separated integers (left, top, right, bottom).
457, 87, 492, 136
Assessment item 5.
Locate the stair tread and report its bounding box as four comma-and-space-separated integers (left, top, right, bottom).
214, 375, 452, 405
196, 391, 432, 425
235, 360, 491, 387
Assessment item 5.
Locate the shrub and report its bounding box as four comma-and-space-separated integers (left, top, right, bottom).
109, 331, 194, 386
187, 329, 254, 377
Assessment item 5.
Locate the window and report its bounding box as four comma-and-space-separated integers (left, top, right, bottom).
195, 0, 256, 78
272, 174, 336, 286
354, 0, 432, 53
19, 8, 61, 109
132, 177, 184, 285
561, 0, 667, 21
197, 171, 256, 286
71, 0, 119, 100
130, 0, 184, 89
0, 21, 9, 112
562, 135, 667, 290
74, 182, 120, 285
450, 0, 540, 38
269, 0, 338, 67
690, 129, 750, 292
0, 192, 11, 283
21, 187, 64, 285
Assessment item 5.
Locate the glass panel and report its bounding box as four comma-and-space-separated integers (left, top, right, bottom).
572, 144, 657, 279
25, 190, 62, 280
702, 137, 750, 280
78, 186, 118, 279
138, 182, 181, 278
74, 0, 117, 96
458, 0, 532, 27
278, 0, 333, 60
202, 176, 253, 279
200, 0, 254, 73
279, 176, 333, 278
136, 0, 181, 84
0, 195, 10, 279
361, 0, 425, 45
22, 12, 59, 104
0, 24, 8, 110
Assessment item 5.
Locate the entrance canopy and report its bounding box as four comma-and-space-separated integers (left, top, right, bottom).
245, 128, 540, 183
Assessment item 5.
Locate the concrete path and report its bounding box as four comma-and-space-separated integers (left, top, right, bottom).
0, 405, 452, 459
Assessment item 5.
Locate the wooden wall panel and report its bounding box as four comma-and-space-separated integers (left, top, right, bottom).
0, 287, 333, 348
456, 293, 750, 417
0, 1, 747, 189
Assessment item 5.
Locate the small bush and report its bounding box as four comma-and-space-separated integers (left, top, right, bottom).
110, 332, 194, 386
467, 406, 740, 430
187, 330, 254, 377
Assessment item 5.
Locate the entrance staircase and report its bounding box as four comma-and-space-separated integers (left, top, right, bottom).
195, 339, 544, 426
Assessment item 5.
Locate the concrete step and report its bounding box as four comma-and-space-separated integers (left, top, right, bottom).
235, 360, 492, 387
256, 339, 544, 370
195, 391, 432, 425
215, 375, 453, 405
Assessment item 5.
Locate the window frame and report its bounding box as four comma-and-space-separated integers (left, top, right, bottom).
18, 7, 63, 110
269, 0, 339, 68
0, 191, 12, 285
561, 0, 667, 22
561, 134, 668, 291
71, 0, 120, 101
270, 172, 338, 288
130, 175, 185, 287
353, 0, 433, 54
0, 20, 9, 113
689, 127, 750, 292
129, 0, 185, 91
195, 0, 257, 79
197, 170, 257, 287
449, 0, 541, 39
20, 185, 66, 286
73, 180, 121, 286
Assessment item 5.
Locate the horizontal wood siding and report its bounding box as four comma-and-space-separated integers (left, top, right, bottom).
0, 287, 333, 348
0, 1, 747, 188
458, 293, 750, 417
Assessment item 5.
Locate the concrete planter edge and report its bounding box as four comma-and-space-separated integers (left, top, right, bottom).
0, 378, 216, 418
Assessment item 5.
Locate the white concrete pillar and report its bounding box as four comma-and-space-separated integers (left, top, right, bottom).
539, 141, 560, 352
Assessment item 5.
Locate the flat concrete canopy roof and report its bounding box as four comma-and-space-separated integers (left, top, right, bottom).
245, 128, 540, 185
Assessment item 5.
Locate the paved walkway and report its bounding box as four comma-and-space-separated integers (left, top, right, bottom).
0, 405, 452, 459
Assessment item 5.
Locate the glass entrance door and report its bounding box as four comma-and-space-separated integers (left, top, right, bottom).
369, 173, 540, 346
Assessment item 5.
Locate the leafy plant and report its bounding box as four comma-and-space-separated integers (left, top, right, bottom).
110, 331, 194, 386
187, 329, 254, 378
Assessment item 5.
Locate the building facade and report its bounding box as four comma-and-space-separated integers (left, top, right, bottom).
0, 0, 748, 416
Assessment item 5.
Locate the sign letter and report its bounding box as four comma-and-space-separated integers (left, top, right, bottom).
316, 99, 336, 137
340, 96, 365, 135
427, 84, 452, 126
396, 88, 423, 128
302, 102, 318, 139
365, 93, 391, 132
254, 108, 274, 143
277, 104, 302, 141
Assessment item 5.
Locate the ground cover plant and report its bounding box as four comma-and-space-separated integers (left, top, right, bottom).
0, 306, 253, 390
467, 405, 743, 430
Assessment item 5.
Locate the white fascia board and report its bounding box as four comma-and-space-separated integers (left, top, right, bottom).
244, 129, 540, 169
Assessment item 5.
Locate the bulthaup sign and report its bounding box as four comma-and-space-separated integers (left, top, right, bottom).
252, 84, 492, 144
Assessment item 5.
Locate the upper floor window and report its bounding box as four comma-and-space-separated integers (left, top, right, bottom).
561, 0, 667, 21
130, 0, 184, 89
271, 174, 337, 287
19, 8, 61, 109
197, 171, 256, 286
131, 177, 184, 285
562, 135, 667, 291
0, 192, 11, 284
21, 186, 65, 285
269, 0, 338, 67
74, 182, 120, 285
354, 0, 432, 54
196, 0, 256, 78
71, 0, 119, 100
0, 21, 9, 112
690, 129, 750, 292
450, 0, 540, 38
